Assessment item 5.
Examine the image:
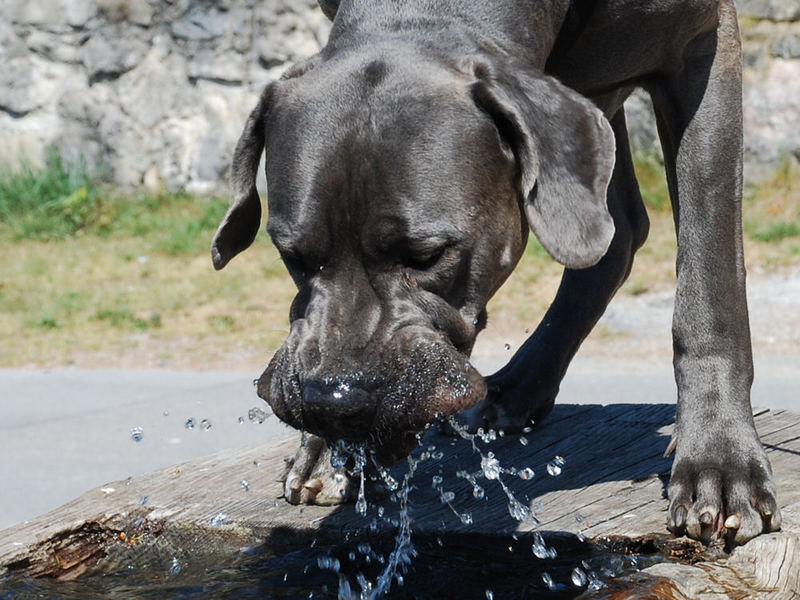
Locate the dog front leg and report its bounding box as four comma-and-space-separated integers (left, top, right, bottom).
650, 1, 780, 545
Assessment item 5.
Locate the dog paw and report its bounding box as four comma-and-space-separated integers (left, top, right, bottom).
459, 372, 557, 433
280, 433, 356, 505
667, 439, 781, 545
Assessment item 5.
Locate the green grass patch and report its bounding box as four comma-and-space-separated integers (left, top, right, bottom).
0, 149, 230, 256
0, 148, 101, 239
633, 153, 671, 212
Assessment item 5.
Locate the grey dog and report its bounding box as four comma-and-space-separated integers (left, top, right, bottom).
211, 0, 780, 545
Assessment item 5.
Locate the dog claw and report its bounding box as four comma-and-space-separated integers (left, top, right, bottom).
699, 511, 714, 526
304, 478, 324, 493
673, 505, 687, 530
725, 514, 741, 529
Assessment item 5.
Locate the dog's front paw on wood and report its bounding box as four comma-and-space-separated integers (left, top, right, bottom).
667, 436, 781, 546
280, 433, 356, 506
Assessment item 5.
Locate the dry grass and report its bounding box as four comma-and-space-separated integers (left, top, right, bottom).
1, 158, 797, 369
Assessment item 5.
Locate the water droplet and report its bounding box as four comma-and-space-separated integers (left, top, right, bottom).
547, 456, 565, 476
130, 427, 143, 442
248, 407, 267, 424
542, 572, 555, 590
358, 543, 371, 555
238, 416, 245, 425
519, 436, 529, 446
460, 512, 473, 525
522, 426, 533, 433
200, 419, 212, 431
210, 513, 228, 527
162, 410, 169, 417
316, 556, 340, 572
485, 590, 494, 600
575, 512, 585, 523
431, 475, 443, 488
378, 506, 385, 517
481, 452, 501, 480
532, 533, 548, 559
440, 491, 455, 504
138, 494, 148, 506
355, 496, 368, 516
508, 499, 530, 521
185, 418, 196, 430
519, 467, 534, 480
240, 479, 250, 492
473, 485, 485, 499
168, 557, 182, 576
571, 567, 588, 587
504, 343, 511, 350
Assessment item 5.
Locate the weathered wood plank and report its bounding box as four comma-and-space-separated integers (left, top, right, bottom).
1, 404, 798, 597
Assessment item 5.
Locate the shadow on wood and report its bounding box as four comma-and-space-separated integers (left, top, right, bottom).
1, 403, 798, 598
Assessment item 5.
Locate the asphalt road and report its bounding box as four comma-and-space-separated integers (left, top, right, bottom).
1, 355, 798, 531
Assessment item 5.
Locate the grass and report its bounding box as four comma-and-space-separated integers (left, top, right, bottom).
0, 152, 797, 369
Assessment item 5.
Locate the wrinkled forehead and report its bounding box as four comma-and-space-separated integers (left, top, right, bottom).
265, 60, 509, 251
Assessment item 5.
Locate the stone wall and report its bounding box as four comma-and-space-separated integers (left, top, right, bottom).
0, 0, 329, 193
0, 0, 797, 193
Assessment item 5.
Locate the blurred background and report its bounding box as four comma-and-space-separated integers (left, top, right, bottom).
0, 0, 798, 530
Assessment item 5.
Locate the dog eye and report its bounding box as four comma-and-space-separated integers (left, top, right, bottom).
404, 247, 446, 271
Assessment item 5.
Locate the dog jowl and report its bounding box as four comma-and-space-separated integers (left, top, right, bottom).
212, 0, 780, 544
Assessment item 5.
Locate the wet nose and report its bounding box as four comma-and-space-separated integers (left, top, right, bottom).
302, 381, 377, 440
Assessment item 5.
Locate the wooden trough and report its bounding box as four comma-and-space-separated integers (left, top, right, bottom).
1, 403, 798, 598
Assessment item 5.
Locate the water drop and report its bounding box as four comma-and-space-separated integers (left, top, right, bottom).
547, 456, 565, 476
542, 572, 555, 590
130, 427, 144, 442
504, 343, 511, 350
358, 543, 371, 555
316, 556, 340, 572
200, 419, 212, 431
238, 416, 245, 425
210, 512, 228, 527
138, 494, 148, 506
508, 499, 530, 521
481, 452, 501, 480
252, 378, 259, 387
431, 475, 443, 488
519, 436, 529, 446
473, 485, 485, 499
355, 495, 368, 516
575, 512, 585, 523
240, 479, 250, 492
168, 557, 182, 576
571, 567, 588, 587
485, 590, 494, 600
519, 467, 534, 480
248, 407, 267, 424
440, 491, 455, 504
460, 512, 473, 525
185, 418, 196, 430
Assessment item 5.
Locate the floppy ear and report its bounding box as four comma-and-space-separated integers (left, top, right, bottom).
211, 84, 276, 270
470, 65, 616, 269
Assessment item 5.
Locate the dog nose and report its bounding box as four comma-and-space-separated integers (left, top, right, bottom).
302, 380, 377, 440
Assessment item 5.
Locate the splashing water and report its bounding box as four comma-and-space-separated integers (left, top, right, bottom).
248, 407, 268, 424
547, 456, 566, 477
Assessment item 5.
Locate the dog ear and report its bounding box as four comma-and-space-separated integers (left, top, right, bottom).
470, 65, 616, 269
211, 84, 277, 271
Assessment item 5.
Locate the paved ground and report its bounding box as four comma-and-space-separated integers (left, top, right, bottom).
1, 354, 797, 532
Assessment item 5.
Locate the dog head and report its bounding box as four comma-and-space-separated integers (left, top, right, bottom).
211, 49, 615, 461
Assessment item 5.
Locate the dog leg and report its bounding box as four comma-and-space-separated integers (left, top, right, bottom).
464, 109, 649, 431
649, 2, 780, 545
281, 433, 357, 505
